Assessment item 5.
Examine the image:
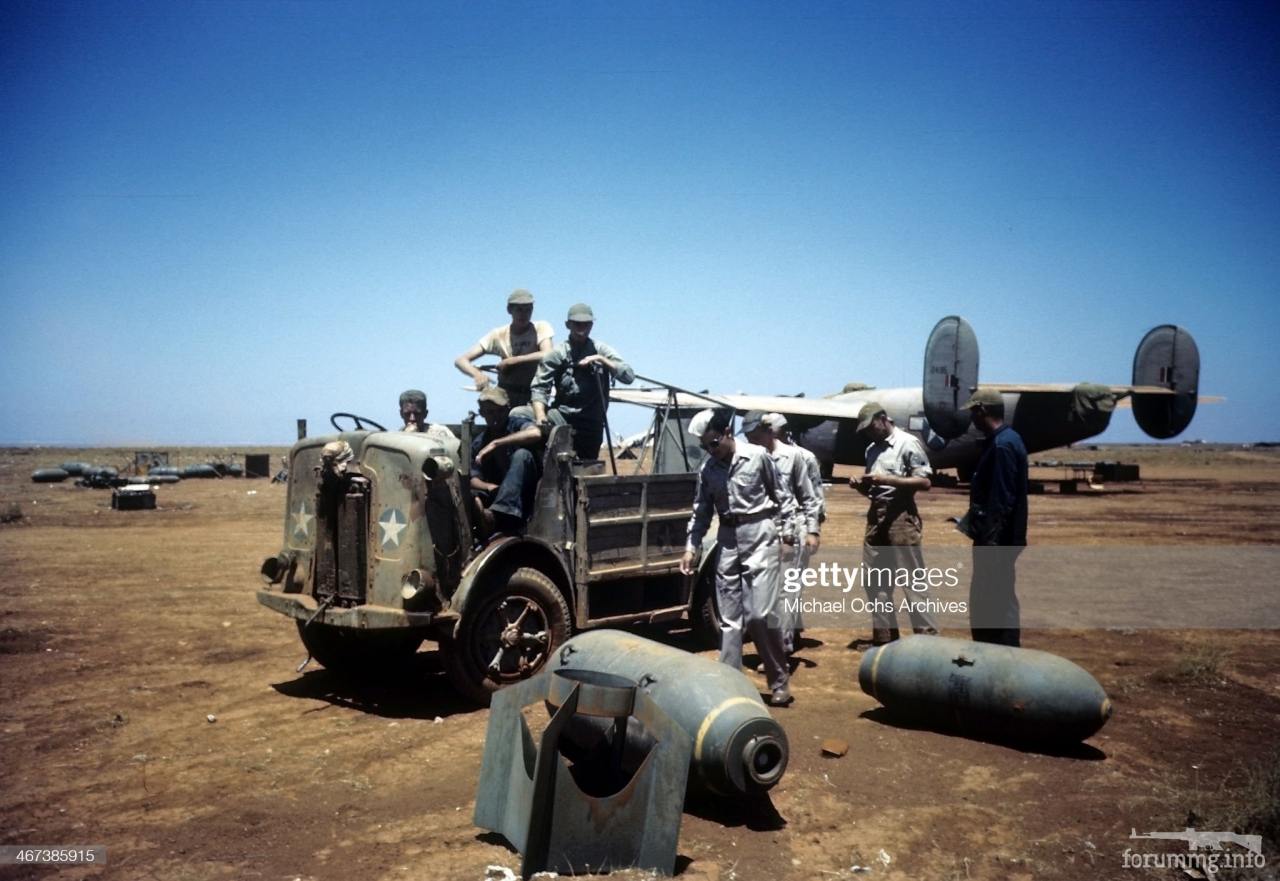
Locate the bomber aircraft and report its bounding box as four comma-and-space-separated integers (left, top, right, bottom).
611, 316, 1206, 479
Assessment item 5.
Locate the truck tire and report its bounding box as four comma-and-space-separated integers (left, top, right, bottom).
443, 566, 571, 706
691, 568, 723, 649
295, 621, 423, 675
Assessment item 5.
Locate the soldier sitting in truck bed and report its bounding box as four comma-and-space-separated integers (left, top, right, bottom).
471, 387, 545, 537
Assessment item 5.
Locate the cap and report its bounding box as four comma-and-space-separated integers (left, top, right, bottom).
765, 412, 788, 431
961, 389, 1003, 410
567, 302, 595, 321
507, 289, 534, 306
856, 401, 885, 433
399, 389, 427, 408
740, 410, 768, 435
687, 408, 715, 438
478, 387, 510, 407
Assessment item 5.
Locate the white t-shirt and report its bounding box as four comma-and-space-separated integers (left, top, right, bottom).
477, 320, 554, 389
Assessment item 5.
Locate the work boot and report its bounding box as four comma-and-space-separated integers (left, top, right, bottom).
491, 509, 526, 537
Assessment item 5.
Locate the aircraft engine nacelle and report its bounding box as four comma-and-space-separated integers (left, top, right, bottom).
1131, 325, 1200, 439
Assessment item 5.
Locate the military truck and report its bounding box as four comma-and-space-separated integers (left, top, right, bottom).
257, 412, 717, 703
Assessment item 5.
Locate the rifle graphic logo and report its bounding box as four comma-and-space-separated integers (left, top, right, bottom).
1130, 828, 1263, 857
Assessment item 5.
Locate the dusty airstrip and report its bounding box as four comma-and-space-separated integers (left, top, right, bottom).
1, 444, 1277, 880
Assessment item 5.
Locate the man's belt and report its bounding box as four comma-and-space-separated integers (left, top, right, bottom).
719, 508, 777, 528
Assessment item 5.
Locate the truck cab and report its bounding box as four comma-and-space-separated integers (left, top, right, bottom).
258, 415, 717, 703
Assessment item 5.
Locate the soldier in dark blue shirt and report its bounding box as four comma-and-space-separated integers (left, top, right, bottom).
471, 388, 544, 536
960, 389, 1029, 647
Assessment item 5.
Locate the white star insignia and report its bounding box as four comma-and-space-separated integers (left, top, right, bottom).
379, 508, 407, 548
291, 503, 313, 539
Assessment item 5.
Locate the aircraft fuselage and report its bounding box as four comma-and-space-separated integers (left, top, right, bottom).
796, 387, 1112, 476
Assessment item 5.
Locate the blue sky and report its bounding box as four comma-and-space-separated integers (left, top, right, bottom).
2, 0, 1277, 445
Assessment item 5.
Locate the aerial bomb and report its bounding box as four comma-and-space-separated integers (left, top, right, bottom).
546, 630, 788, 796
31, 468, 70, 483
182, 464, 219, 479
141, 474, 181, 485
859, 635, 1112, 743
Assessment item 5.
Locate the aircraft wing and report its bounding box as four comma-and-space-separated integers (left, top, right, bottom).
610, 388, 868, 420
983, 383, 1222, 407
982, 383, 1179, 396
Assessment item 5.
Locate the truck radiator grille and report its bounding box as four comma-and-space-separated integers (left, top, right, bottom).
314, 475, 370, 606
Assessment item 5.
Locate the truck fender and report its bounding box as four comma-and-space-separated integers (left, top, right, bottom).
446, 535, 574, 639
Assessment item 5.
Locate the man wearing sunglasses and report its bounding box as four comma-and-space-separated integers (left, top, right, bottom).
680, 408, 799, 707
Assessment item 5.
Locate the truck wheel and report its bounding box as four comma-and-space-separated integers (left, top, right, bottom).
692, 570, 723, 649
295, 621, 423, 675
443, 567, 571, 706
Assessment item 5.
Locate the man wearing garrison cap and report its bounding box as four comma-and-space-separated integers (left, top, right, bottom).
852, 401, 939, 646
743, 411, 820, 657
454, 289, 555, 406
959, 389, 1028, 647
398, 389, 461, 462
769, 412, 826, 651
680, 408, 798, 707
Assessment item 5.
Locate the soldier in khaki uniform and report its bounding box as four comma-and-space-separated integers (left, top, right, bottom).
768, 413, 825, 527
742, 411, 820, 656
852, 401, 939, 645
769, 412, 825, 650
680, 409, 798, 707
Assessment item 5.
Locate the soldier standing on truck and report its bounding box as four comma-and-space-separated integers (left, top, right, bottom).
453, 289, 555, 406
471, 388, 545, 537
398, 389, 461, 461
680, 408, 798, 708
530, 303, 635, 461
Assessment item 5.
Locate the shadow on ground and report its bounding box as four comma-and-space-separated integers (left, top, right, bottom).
271, 648, 480, 720
858, 706, 1107, 760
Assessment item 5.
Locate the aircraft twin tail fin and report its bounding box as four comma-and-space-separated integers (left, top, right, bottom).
1131, 325, 1200, 439
922, 315, 979, 440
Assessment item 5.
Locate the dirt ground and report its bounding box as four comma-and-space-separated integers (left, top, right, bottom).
1, 444, 1277, 881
